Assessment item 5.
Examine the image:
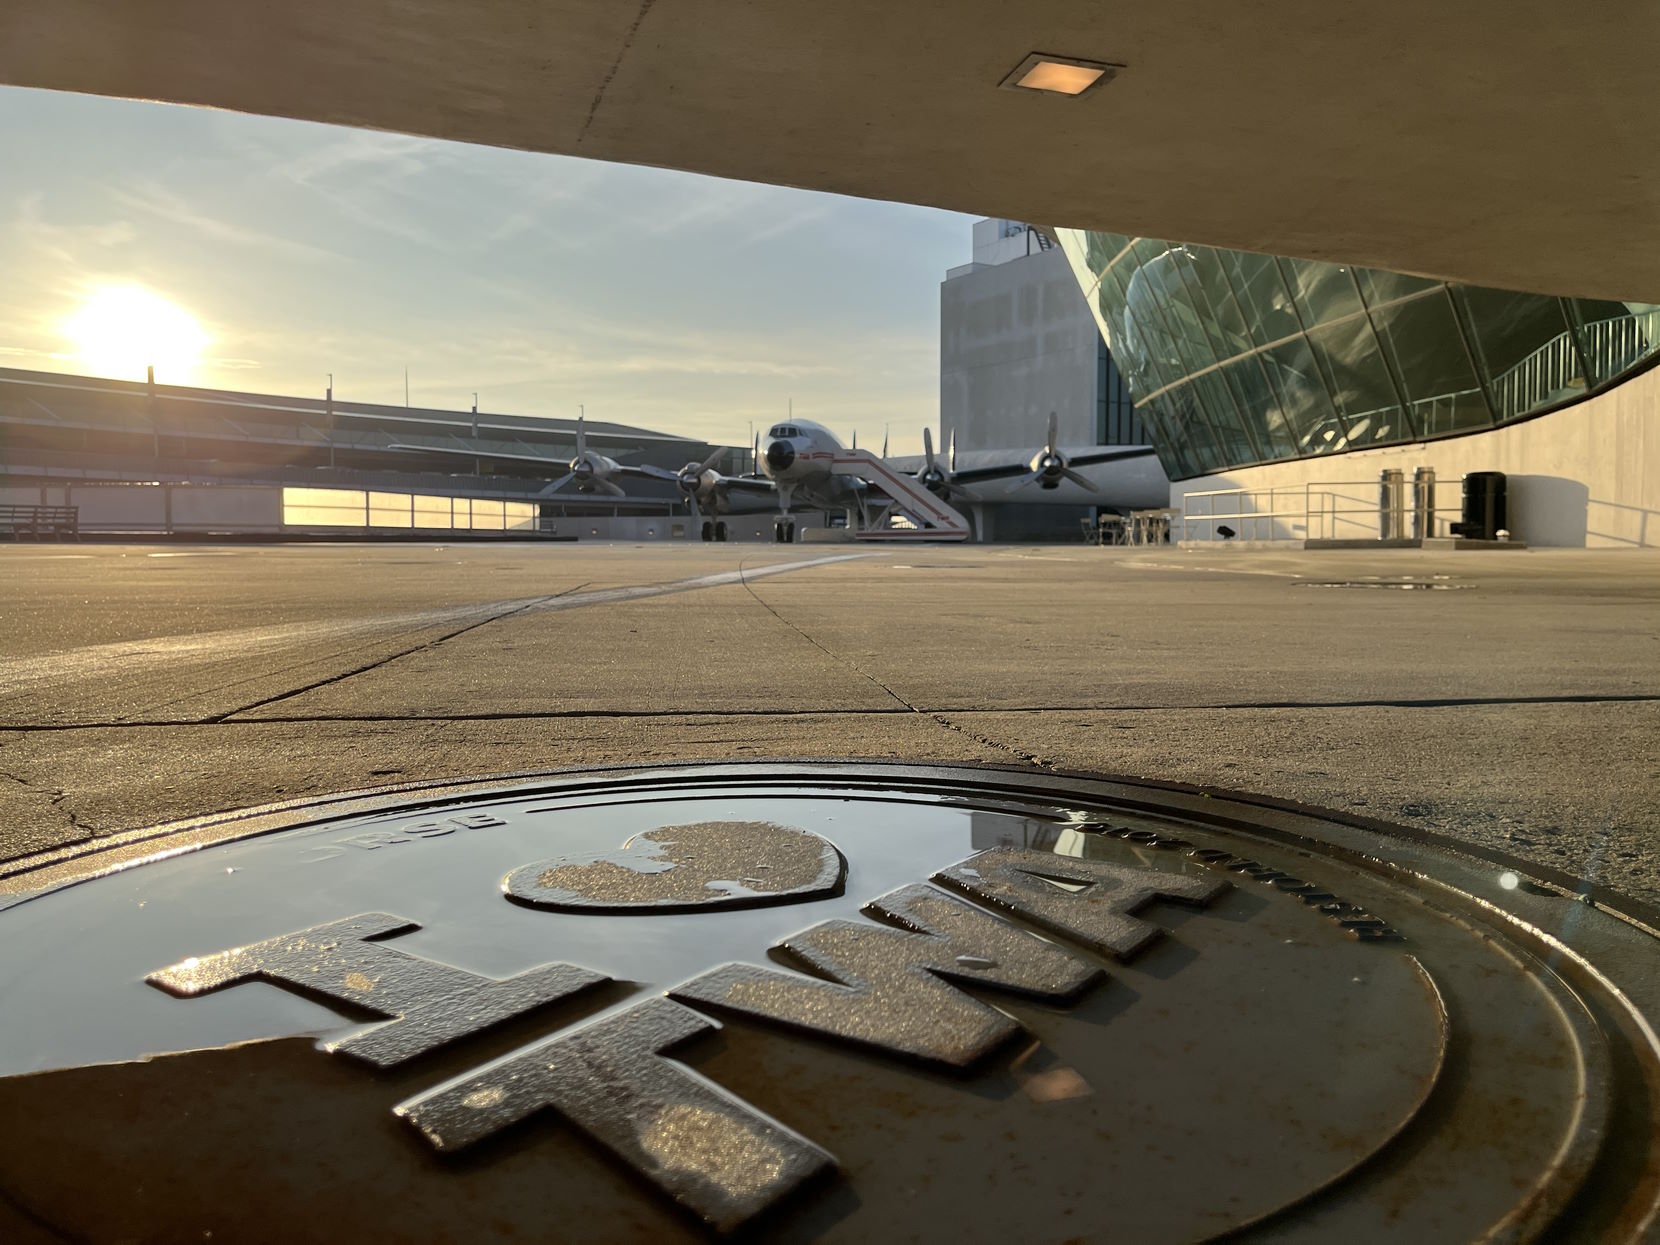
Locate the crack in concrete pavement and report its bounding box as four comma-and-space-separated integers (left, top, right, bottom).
207, 554, 877, 723
0, 552, 880, 731
0, 764, 101, 845
736, 558, 1054, 770
2, 691, 1658, 733
204, 581, 595, 721
925, 713, 1055, 768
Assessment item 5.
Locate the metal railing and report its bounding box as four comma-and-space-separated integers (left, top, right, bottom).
1489, 334, 1583, 424
1486, 309, 1659, 424
0, 504, 79, 541
1178, 487, 1307, 542
1305, 477, 1469, 541
1584, 309, 1660, 382
1181, 476, 1467, 542
1306, 480, 1393, 541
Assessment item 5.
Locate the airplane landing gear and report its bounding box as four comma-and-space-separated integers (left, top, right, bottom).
773, 518, 796, 543
714, 521, 728, 542
700, 520, 714, 542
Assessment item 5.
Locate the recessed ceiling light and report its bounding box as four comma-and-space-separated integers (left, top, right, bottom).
1000, 53, 1122, 97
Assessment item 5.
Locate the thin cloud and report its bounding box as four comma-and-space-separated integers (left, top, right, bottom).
272, 129, 463, 248
2, 88, 969, 455
279, 129, 459, 186
13, 194, 137, 267
748, 201, 836, 243
109, 182, 340, 263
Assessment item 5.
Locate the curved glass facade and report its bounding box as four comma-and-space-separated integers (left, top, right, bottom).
1054, 231, 1660, 480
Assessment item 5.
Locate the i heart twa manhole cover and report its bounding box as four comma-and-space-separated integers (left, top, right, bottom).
0, 762, 1656, 1242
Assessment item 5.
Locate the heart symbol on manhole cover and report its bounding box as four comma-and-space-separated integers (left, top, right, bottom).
503, 821, 846, 913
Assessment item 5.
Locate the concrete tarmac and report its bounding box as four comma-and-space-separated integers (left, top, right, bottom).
2, 541, 1657, 904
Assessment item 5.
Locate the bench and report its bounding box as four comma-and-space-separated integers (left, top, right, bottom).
0, 505, 80, 541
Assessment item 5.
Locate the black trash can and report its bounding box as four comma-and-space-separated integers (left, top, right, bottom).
1454, 471, 1506, 540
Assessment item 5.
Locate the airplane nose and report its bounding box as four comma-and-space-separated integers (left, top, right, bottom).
765, 441, 796, 471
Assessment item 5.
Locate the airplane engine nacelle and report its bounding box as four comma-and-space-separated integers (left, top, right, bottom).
570, 452, 621, 489
1033, 451, 1067, 488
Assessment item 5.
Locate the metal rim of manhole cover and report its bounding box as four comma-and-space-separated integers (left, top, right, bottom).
0, 761, 1656, 1243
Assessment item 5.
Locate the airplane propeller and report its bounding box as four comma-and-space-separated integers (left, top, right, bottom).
669, 445, 729, 521
560, 413, 633, 496
567, 414, 599, 486
916, 425, 978, 501
918, 426, 948, 494
1003, 411, 1096, 494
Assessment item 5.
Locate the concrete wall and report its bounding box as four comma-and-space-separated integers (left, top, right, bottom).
940, 247, 1099, 454
0, 482, 831, 542
171, 487, 283, 531
1171, 362, 1660, 548
2, 484, 279, 533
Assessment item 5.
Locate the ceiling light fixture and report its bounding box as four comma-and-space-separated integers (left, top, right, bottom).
1000, 52, 1122, 97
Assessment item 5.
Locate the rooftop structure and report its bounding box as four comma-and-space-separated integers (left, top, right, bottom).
1, 4, 1655, 299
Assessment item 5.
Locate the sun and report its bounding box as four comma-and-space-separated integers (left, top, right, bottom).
64, 285, 209, 384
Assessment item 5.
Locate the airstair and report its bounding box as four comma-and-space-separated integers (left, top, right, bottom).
821, 449, 970, 541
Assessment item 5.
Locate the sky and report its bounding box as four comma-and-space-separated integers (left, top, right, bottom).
0, 86, 976, 454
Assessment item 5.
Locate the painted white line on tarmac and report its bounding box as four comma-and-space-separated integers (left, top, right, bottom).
0, 552, 876, 697
527, 552, 873, 615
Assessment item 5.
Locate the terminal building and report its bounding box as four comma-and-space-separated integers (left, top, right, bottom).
1050, 232, 1660, 547
0, 367, 744, 540
941, 218, 1142, 456
939, 218, 1149, 539
944, 219, 1660, 549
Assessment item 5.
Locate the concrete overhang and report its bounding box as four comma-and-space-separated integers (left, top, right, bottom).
3, 1, 1657, 300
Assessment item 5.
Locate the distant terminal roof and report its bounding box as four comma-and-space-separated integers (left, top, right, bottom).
1, 366, 701, 451
0, 367, 725, 490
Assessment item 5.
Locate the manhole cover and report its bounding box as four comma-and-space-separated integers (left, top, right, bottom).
0, 763, 1654, 1241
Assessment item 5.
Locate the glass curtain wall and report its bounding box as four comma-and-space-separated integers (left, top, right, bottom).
1097, 340, 1145, 446
1054, 231, 1660, 480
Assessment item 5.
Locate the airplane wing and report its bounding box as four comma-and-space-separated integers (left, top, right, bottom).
946, 445, 1158, 486
1067, 446, 1161, 468
381, 442, 664, 480
714, 474, 778, 495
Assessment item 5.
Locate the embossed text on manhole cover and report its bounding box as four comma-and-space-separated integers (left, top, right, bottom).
0, 763, 1654, 1241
